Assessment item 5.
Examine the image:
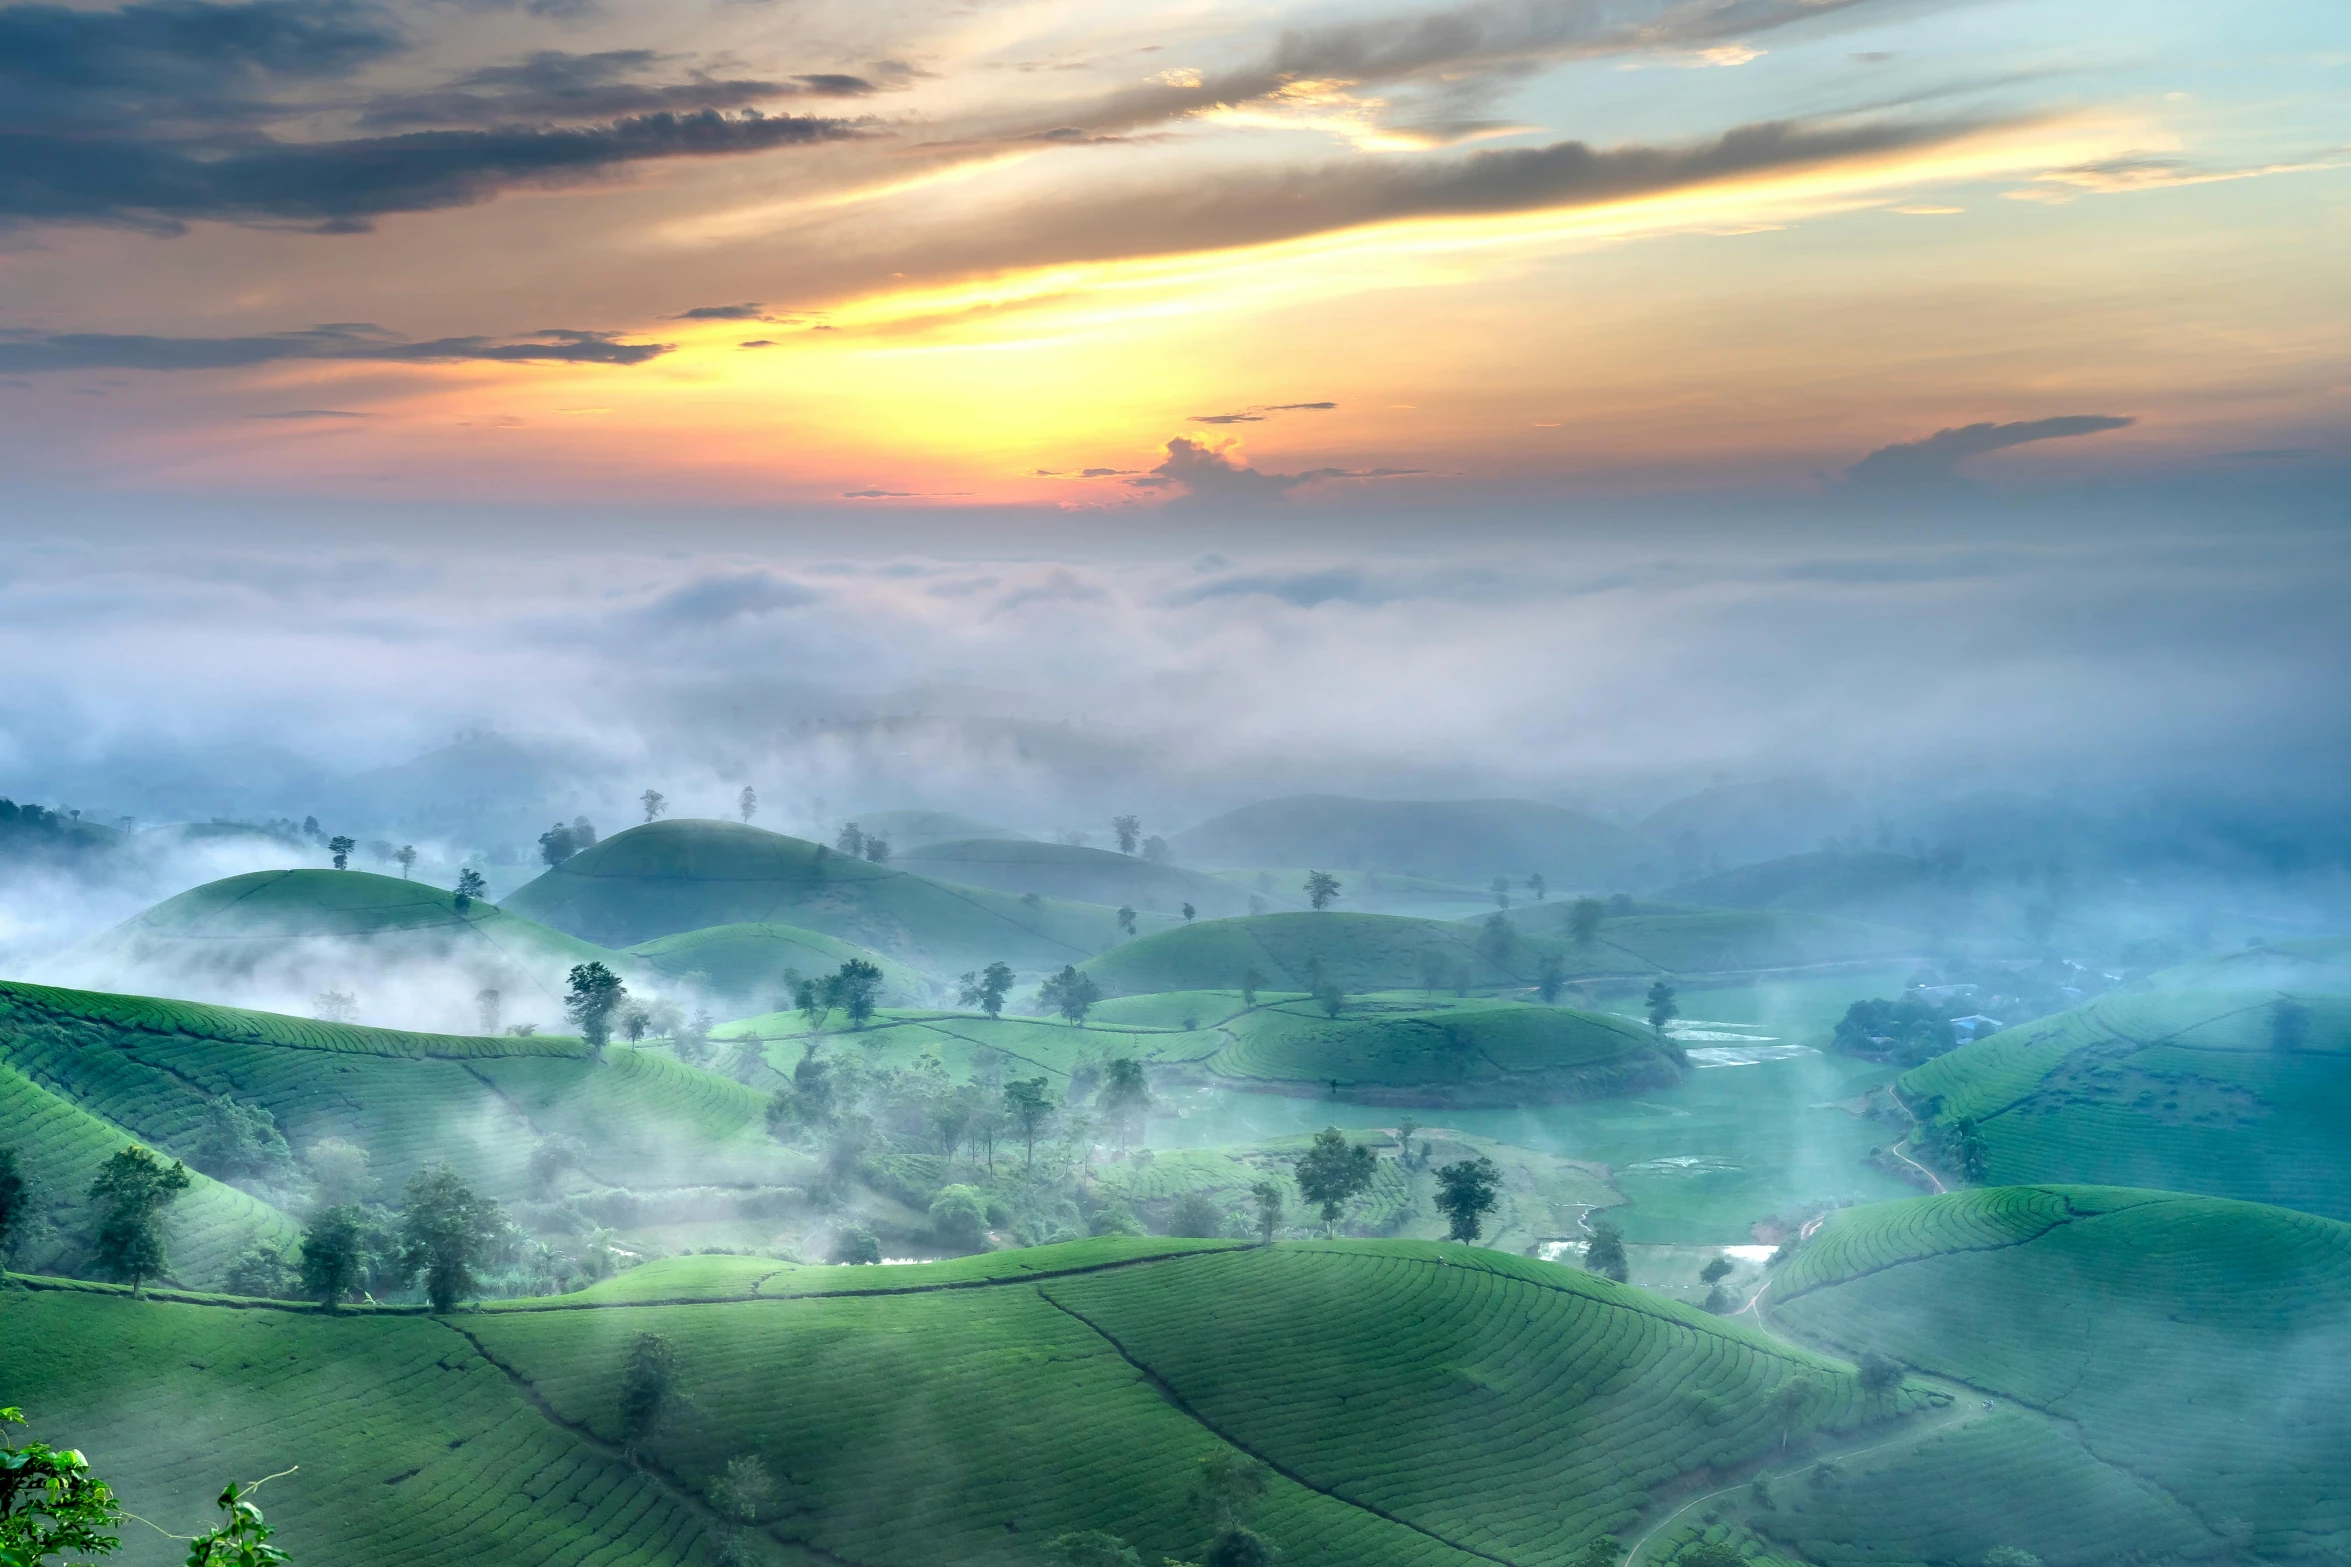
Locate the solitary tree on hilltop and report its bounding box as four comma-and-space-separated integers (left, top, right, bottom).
88, 1144, 191, 1296
453, 868, 487, 909
1570, 897, 1605, 945
1294, 1127, 1376, 1235
1646, 978, 1679, 1039
327, 835, 355, 871
400, 1163, 502, 1312
394, 844, 417, 879
565, 962, 628, 1051
1434, 1156, 1502, 1243
1182, 902, 1196, 921
538, 823, 578, 867
640, 789, 666, 824
1111, 815, 1142, 855
1305, 870, 1341, 910
738, 785, 757, 824
959, 961, 1014, 1019
1041, 965, 1101, 1025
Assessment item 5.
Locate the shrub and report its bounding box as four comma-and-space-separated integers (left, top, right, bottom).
929, 1186, 990, 1252
830, 1225, 881, 1265
1166, 1191, 1225, 1238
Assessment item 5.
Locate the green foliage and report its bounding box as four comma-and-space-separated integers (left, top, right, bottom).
1097, 1058, 1150, 1148
829, 1225, 881, 1265
1570, 898, 1605, 945
1583, 1218, 1628, 1282
1005, 1078, 1056, 1169
1042, 966, 1104, 1026
88, 1145, 192, 1294
712, 1453, 778, 1524
182, 1481, 289, 1567
1676, 1541, 1744, 1567
564, 962, 627, 1050
959, 961, 1015, 1019
1089, 1206, 1146, 1238
1045, 1530, 1143, 1567
1292, 1129, 1375, 1234
1432, 1157, 1500, 1243
930, 1184, 991, 1251
1204, 1529, 1274, 1567
1248, 1180, 1283, 1243
1167, 1190, 1226, 1239
828, 959, 885, 1028
194, 1098, 294, 1190
0, 1407, 123, 1565
399, 1164, 501, 1312
1303, 872, 1340, 911
298, 1206, 365, 1309
1645, 980, 1678, 1038
1831, 995, 1957, 1064
618, 1333, 676, 1455
0, 1148, 25, 1273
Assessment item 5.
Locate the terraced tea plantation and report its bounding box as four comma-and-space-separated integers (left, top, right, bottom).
627, 920, 931, 1012
1900, 986, 2351, 1217
1761, 1185, 2351, 1565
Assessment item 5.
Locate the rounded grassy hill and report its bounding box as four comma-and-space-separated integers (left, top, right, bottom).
505, 819, 1167, 971
1762, 1184, 2351, 1566
628, 921, 930, 1012
847, 809, 1029, 850
1080, 911, 1539, 996
1895, 985, 2351, 1218
1169, 793, 1658, 886
64, 868, 622, 1029
898, 836, 1251, 916
1491, 904, 1920, 975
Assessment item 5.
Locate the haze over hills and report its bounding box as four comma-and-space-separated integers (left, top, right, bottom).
1169, 796, 1659, 889
899, 836, 1252, 917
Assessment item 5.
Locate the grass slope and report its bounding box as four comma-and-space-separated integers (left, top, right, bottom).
850, 809, 1029, 850
65, 868, 625, 1027
628, 922, 931, 1012
0, 980, 788, 1213
0, 1060, 296, 1287
898, 837, 1251, 917
506, 819, 1171, 971
1169, 795, 1658, 887
1898, 986, 2351, 1218
1765, 1186, 2351, 1564
1491, 906, 1920, 976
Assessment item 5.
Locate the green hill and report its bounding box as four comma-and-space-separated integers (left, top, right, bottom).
506, 819, 1170, 971
1763, 1186, 2351, 1565
7, 1237, 1912, 1567
0, 981, 793, 1222
1169, 795, 1658, 887
2148, 936, 2351, 994
1477, 905, 1921, 976
1896, 986, 2351, 1218
64, 868, 623, 1032
1663, 849, 1942, 923
898, 837, 1252, 916
848, 809, 1029, 850
628, 922, 931, 1012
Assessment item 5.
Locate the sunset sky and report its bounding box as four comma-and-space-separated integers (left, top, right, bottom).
2, 0, 2343, 508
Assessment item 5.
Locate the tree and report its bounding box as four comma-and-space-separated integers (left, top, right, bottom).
830, 1225, 880, 1265
1313, 977, 1345, 1018
1490, 876, 1511, 909
1700, 1256, 1734, 1284
712, 1454, 778, 1526
1583, 1217, 1628, 1282
863, 834, 891, 864
565, 962, 627, 1050
836, 822, 865, 856
1536, 954, 1566, 1004
1206, 1532, 1275, 1567
796, 976, 827, 1032
1568, 1537, 1622, 1567
1193, 1452, 1270, 1537
1, 1407, 125, 1564
1569, 897, 1605, 945
1645, 978, 1678, 1039
1770, 1375, 1819, 1451
1098, 1058, 1151, 1150
88, 1145, 191, 1296
1478, 912, 1515, 975
956, 960, 1014, 1020
453, 868, 487, 909
640, 789, 666, 824
1004, 1078, 1055, 1171
1240, 967, 1266, 1007
1433, 1157, 1501, 1243
1182, 902, 1196, 921
1143, 836, 1170, 863
538, 823, 578, 867
1858, 1349, 1903, 1400
2273, 997, 2311, 1054
311, 991, 356, 1024
0, 1148, 25, 1278
1116, 905, 1137, 937
474, 988, 501, 1036
400, 1163, 502, 1312
1294, 1127, 1375, 1235
394, 844, 417, 879
1304, 871, 1340, 910
327, 835, 355, 871
1248, 1179, 1284, 1242
1528, 872, 1546, 902
195, 1098, 293, 1189
1678, 1542, 1745, 1567
828, 959, 883, 1028
1040, 965, 1101, 1025
1046, 1531, 1143, 1567
618, 1331, 676, 1459
929, 1185, 990, 1251
1953, 1116, 1989, 1183
1111, 815, 1142, 855
621, 1007, 650, 1047
737, 785, 757, 824
298, 1206, 364, 1311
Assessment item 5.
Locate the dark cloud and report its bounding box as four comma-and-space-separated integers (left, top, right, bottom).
245, 407, 371, 417
0, 323, 670, 372
1845, 415, 2136, 484
0, 0, 404, 128
1144, 437, 1424, 507
673, 303, 768, 320
1188, 400, 1338, 424
1, 107, 866, 234
973, 0, 1901, 147
355, 49, 877, 129
843, 488, 917, 498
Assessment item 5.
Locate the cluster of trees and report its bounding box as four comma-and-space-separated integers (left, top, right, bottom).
538, 816, 598, 867
790, 959, 886, 1031
833, 823, 892, 863
1830, 995, 1957, 1064
1045, 1452, 1278, 1567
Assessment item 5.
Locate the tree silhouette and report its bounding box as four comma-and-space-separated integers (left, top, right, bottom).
1294, 1127, 1375, 1234
394, 844, 417, 879
327, 835, 355, 871
738, 785, 757, 824
640, 789, 667, 824
1304, 871, 1341, 910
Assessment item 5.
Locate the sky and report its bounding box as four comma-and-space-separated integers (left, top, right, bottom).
0, 0, 2345, 849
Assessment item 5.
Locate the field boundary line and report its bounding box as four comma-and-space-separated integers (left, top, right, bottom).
1035, 1287, 1526, 1567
